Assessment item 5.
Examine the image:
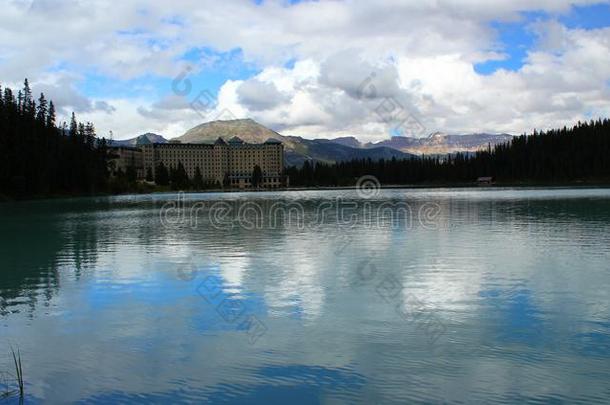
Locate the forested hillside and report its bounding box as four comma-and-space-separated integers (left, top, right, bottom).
0, 80, 109, 198
286, 119, 610, 186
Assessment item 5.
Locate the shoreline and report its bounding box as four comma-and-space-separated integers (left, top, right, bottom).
3, 179, 610, 203
283, 180, 610, 191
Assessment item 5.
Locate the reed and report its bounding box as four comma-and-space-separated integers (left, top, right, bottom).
10, 347, 23, 398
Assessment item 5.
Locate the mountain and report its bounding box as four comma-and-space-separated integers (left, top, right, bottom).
153, 119, 512, 166
178, 118, 284, 144
283, 137, 414, 166
176, 119, 414, 166
329, 136, 362, 149
353, 132, 513, 155
110, 133, 168, 147
112, 122, 512, 166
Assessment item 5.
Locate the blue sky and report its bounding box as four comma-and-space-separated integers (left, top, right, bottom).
78, 48, 259, 101
2, 0, 610, 140
476, 5, 610, 75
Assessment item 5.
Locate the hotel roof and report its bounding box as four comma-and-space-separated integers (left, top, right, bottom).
228, 136, 244, 144
264, 138, 282, 144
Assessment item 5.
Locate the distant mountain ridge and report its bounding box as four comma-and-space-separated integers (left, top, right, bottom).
331, 132, 513, 155
282, 136, 414, 166
113, 119, 514, 166
175, 118, 414, 166
109, 133, 168, 147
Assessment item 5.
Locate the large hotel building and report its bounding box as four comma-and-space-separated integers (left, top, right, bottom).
109, 136, 285, 189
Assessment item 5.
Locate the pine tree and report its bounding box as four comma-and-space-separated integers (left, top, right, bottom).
193, 166, 204, 189
78, 122, 85, 140
3, 87, 14, 106
36, 93, 48, 124
155, 162, 169, 186
170, 162, 189, 190
251, 165, 263, 188
23, 79, 32, 105
84, 122, 95, 147
22, 79, 34, 117
69, 112, 78, 137
47, 101, 56, 128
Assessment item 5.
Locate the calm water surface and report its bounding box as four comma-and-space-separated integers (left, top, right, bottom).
1, 188, 610, 404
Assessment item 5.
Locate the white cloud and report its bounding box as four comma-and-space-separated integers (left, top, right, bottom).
237, 79, 290, 111
2, 0, 610, 140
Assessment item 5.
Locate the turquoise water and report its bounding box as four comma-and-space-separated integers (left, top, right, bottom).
1, 188, 610, 403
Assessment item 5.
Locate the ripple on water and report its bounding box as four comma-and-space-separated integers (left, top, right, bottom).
1, 188, 610, 403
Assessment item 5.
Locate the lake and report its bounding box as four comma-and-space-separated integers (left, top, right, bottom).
1, 188, 610, 404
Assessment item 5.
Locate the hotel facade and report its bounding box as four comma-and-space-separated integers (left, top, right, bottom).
110, 136, 285, 189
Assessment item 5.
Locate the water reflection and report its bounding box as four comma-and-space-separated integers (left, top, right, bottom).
0, 188, 610, 403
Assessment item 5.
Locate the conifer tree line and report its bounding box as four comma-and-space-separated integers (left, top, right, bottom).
0, 79, 109, 197
149, 162, 218, 190
285, 119, 610, 186
148, 162, 264, 190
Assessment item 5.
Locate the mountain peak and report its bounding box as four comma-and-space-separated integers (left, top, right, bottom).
328, 136, 362, 149
110, 132, 168, 147
177, 118, 284, 145
359, 132, 512, 155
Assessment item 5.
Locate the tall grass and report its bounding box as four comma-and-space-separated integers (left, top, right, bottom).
10, 347, 24, 399
0, 347, 24, 400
